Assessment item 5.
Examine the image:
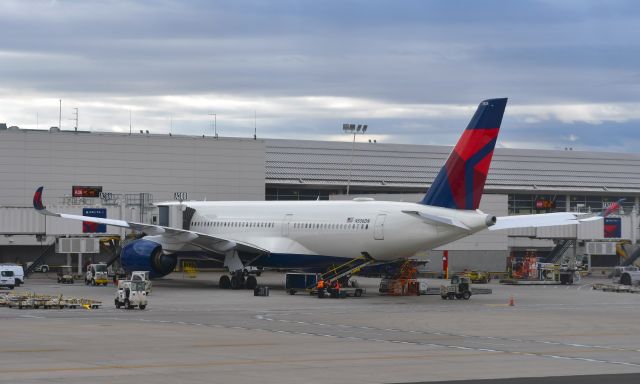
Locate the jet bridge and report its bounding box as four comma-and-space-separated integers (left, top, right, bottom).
158, 204, 195, 230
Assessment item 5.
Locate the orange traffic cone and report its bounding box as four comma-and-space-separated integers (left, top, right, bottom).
509, 295, 515, 306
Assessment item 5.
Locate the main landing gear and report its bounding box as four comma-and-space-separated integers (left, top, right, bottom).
220, 250, 261, 290
219, 271, 259, 290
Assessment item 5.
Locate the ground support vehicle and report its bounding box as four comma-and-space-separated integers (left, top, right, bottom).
379, 278, 428, 296
331, 286, 365, 298
86, 263, 109, 286
440, 275, 472, 300
110, 267, 127, 284
322, 280, 365, 298
26, 262, 50, 273
0, 270, 15, 290
57, 265, 74, 284
593, 283, 640, 293
131, 271, 152, 293
115, 280, 147, 309
462, 270, 492, 284
285, 272, 318, 295
611, 266, 640, 286
1, 292, 101, 309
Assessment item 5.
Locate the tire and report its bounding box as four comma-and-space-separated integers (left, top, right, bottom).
139, 305, 146, 310
245, 275, 258, 290
621, 273, 632, 286
354, 289, 362, 297
115, 299, 120, 308
230, 275, 245, 290
448, 292, 455, 300
124, 299, 132, 309
219, 275, 231, 289
288, 289, 296, 295
9, 285, 15, 290
441, 295, 447, 300
41, 266, 49, 273
462, 291, 471, 300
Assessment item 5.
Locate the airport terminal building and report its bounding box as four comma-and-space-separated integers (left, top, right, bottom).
1, 127, 639, 272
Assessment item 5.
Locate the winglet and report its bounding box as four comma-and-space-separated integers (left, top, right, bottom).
33, 186, 45, 211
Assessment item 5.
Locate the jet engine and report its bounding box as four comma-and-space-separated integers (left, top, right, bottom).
121, 239, 177, 278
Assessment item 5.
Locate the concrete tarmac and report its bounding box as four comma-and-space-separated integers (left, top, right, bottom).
1, 272, 640, 383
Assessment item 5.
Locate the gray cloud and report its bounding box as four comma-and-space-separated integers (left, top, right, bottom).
0, 0, 638, 151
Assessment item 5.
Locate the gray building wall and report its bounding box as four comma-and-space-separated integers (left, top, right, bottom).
0, 130, 266, 205
0, 130, 266, 264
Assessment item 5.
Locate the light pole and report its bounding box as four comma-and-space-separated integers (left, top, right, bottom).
208, 112, 217, 139
343, 123, 368, 195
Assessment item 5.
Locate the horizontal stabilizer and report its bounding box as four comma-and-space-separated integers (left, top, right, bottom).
490, 212, 600, 231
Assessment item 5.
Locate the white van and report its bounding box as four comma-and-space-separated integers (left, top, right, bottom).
0, 264, 24, 286
0, 270, 15, 289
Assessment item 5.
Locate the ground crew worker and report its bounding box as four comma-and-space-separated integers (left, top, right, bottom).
330, 280, 341, 298
317, 279, 325, 298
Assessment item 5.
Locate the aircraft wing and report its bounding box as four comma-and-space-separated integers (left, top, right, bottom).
32, 187, 268, 255
489, 212, 599, 231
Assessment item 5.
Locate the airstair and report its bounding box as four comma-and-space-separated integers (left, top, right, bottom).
24, 243, 56, 277
544, 239, 575, 264
101, 238, 121, 267
622, 247, 640, 267
319, 252, 375, 284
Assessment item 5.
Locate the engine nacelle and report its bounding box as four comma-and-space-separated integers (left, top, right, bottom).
121, 239, 177, 279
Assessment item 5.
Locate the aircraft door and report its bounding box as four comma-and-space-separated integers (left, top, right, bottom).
374, 214, 386, 240
282, 214, 293, 236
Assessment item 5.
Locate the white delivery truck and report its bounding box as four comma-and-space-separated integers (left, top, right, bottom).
0, 269, 16, 290
0, 264, 24, 286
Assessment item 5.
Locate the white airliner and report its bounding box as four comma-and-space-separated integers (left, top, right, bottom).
33, 98, 600, 289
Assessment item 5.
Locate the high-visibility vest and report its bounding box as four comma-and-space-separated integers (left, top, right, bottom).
317, 280, 324, 289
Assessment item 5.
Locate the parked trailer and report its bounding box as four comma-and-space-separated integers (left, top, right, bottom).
285, 273, 318, 295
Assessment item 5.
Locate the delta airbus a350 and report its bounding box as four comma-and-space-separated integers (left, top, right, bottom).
33, 98, 600, 289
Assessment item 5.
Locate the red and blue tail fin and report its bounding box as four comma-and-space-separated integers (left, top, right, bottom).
420, 98, 507, 210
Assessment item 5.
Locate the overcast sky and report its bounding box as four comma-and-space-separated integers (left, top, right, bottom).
1, 0, 639, 151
